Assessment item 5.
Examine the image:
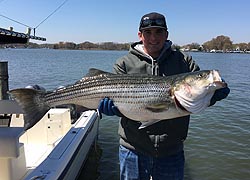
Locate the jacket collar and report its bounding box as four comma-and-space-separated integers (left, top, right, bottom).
131, 40, 172, 63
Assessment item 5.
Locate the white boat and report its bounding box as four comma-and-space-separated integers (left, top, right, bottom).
0, 100, 99, 180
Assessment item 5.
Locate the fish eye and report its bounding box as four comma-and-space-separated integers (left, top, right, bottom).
197, 73, 203, 78
198, 71, 209, 78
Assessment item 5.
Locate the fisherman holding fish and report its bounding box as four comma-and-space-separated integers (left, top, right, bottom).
98, 12, 230, 180
10, 12, 230, 180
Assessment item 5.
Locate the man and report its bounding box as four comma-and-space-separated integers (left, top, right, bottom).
98, 12, 230, 180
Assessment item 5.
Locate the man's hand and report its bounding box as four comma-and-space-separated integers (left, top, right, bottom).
98, 97, 123, 118
210, 87, 230, 106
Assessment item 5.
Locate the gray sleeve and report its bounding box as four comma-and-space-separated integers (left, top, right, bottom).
113, 57, 127, 74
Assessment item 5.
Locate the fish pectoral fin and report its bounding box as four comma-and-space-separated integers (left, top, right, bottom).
145, 103, 169, 112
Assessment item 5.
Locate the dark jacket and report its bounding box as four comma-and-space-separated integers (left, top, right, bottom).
113, 41, 200, 157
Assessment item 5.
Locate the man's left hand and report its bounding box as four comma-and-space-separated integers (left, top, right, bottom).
210, 87, 230, 106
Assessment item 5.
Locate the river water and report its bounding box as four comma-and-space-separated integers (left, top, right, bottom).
0, 49, 249, 180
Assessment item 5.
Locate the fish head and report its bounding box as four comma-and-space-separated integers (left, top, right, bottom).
179, 70, 226, 92
173, 70, 227, 113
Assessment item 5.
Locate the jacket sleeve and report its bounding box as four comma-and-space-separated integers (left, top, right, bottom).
113, 56, 128, 74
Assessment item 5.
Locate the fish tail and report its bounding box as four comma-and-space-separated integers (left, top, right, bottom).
9, 88, 50, 130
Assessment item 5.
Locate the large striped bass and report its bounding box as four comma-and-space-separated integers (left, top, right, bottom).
9, 68, 227, 130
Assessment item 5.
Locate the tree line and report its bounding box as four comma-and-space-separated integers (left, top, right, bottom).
1, 35, 250, 52
180, 35, 250, 52
1, 41, 131, 50
53, 41, 131, 50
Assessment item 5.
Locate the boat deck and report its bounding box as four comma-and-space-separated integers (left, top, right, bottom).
0, 100, 99, 180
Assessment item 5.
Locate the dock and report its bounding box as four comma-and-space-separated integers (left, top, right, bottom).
0, 27, 46, 44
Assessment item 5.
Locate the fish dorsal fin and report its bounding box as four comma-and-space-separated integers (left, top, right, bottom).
75, 68, 114, 84
85, 68, 114, 77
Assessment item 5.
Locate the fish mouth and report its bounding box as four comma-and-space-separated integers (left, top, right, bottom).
213, 81, 227, 88
211, 70, 227, 88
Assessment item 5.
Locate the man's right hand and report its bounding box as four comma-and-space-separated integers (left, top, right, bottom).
98, 97, 123, 118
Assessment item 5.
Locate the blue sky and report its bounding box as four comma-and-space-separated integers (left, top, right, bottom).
0, 0, 249, 45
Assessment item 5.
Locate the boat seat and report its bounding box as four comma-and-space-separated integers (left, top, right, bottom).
0, 127, 27, 180
0, 127, 25, 158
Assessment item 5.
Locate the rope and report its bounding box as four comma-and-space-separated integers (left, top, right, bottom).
0, 14, 32, 28
35, 0, 70, 29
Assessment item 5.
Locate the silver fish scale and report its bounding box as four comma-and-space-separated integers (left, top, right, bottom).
45, 73, 173, 109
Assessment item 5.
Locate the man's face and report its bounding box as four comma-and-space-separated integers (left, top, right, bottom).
138, 28, 168, 58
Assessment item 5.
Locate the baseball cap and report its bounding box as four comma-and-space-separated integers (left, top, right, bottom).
139, 12, 167, 31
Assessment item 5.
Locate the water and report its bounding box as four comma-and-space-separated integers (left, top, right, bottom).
0, 49, 249, 180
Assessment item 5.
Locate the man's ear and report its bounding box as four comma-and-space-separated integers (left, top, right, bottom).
166, 31, 169, 40
138, 31, 143, 40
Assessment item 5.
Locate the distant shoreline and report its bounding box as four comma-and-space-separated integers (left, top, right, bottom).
1, 34, 250, 53
1, 46, 250, 54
